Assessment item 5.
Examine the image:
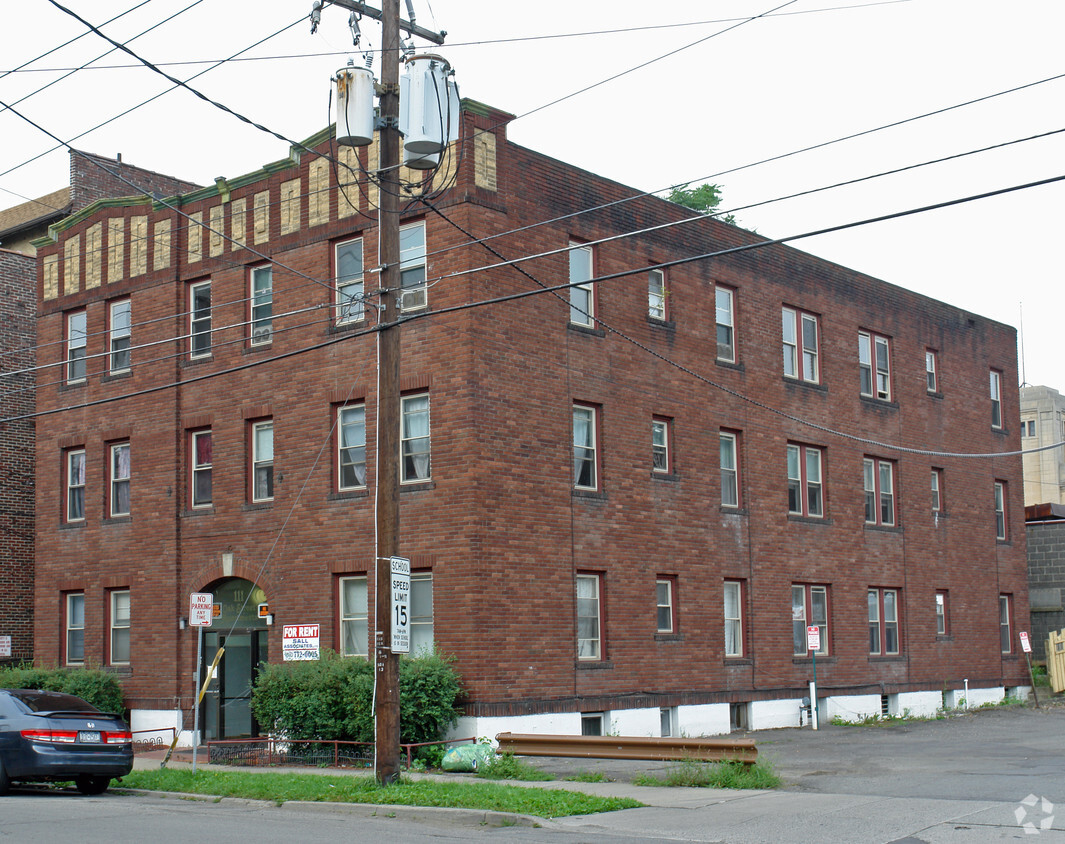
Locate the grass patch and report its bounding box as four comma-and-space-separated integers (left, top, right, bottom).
565, 771, 612, 783
478, 751, 554, 781
119, 769, 639, 818
632, 759, 780, 790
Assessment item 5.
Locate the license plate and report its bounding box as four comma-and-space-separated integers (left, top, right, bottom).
78, 731, 101, 743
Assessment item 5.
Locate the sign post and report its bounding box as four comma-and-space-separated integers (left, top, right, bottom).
1020, 631, 1040, 709
188, 593, 213, 773
807, 625, 820, 730
390, 556, 411, 655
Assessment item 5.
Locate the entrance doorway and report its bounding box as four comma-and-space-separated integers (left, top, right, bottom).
199, 578, 269, 741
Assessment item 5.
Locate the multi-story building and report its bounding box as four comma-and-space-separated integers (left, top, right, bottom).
1021, 385, 1065, 507
28, 101, 1028, 742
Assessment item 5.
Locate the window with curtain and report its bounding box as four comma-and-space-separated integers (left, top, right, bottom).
401, 394, 431, 482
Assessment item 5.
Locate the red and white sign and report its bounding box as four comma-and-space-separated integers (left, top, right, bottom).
807, 625, 821, 652
283, 624, 320, 661
1020, 631, 1032, 653
189, 593, 214, 627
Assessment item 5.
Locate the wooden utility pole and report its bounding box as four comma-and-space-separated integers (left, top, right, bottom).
374, 0, 402, 785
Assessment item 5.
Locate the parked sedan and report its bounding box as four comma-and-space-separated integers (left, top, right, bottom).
0, 689, 133, 795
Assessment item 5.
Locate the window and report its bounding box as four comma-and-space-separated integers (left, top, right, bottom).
792, 584, 828, 656
338, 404, 367, 490
647, 269, 666, 320
250, 265, 273, 345
931, 468, 943, 512
572, 404, 599, 490
410, 572, 434, 654
787, 443, 823, 518
724, 580, 743, 658
576, 573, 602, 660
656, 577, 675, 633
720, 431, 740, 507
925, 349, 938, 393
1022, 419, 1036, 438
251, 420, 274, 502
935, 590, 949, 636
990, 369, 1002, 429
651, 417, 670, 474
994, 480, 1007, 540
109, 590, 130, 665
191, 430, 213, 508
109, 299, 131, 373
67, 310, 87, 382
581, 712, 605, 735
858, 331, 891, 400
999, 594, 1012, 654
65, 449, 86, 522
400, 394, 431, 483
399, 221, 427, 311
109, 442, 131, 517
782, 307, 819, 383
339, 576, 368, 657
568, 242, 594, 327
190, 280, 212, 357
65, 593, 85, 665
716, 286, 735, 362
869, 588, 900, 655
335, 237, 364, 323
863, 458, 895, 526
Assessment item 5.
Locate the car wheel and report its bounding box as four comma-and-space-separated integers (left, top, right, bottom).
75, 775, 110, 795
0, 757, 9, 795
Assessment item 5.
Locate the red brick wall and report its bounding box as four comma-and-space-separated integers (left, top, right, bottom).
32, 107, 1028, 716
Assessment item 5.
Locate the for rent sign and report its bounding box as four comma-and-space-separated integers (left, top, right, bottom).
282, 624, 321, 661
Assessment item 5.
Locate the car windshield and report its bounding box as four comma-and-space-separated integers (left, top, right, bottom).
6, 689, 100, 713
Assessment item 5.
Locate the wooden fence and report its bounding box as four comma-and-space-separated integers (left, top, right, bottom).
1047, 628, 1065, 693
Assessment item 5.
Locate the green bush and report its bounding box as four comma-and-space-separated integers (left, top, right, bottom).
0, 666, 125, 713
251, 649, 462, 747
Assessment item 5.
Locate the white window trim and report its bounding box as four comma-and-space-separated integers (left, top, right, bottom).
925, 349, 938, 393
67, 311, 87, 383
720, 431, 739, 508
782, 307, 819, 383
990, 370, 1002, 429
724, 580, 743, 658
999, 594, 1012, 654
863, 457, 895, 526
191, 429, 213, 508
66, 593, 85, 666
252, 420, 274, 502
338, 404, 368, 490
931, 468, 943, 513
400, 393, 431, 484
716, 286, 735, 362
858, 331, 891, 401
109, 590, 130, 666
250, 266, 273, 345
336, 237, 365, 324
110, 442, 131, 518
868, 588, 900, 655
568, 242, 595, 327
994, 481, 1007, 540
576, 573, 602, 660
787, 443, 823, 518
339, 575, 369, 658
66, 448, 86, 523
656, 578, 674, 633
410, 571, 434, 654
935, 591, 948, 636
792, 584, 828, 656
109, 299, 131, 374
399, 222, 427, 312
573, 404, 599, 491
651, 418, 670, 474
648, 268, 666, 321
190, 280, 212, 358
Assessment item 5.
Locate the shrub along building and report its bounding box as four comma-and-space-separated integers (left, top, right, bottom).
29, 100, 1028, 743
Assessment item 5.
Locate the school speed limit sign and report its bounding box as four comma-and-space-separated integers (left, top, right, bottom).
390, 556, 411, 654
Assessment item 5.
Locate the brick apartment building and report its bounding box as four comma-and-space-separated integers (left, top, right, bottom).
29, 100, 1028, 742
0, 151, 197, 668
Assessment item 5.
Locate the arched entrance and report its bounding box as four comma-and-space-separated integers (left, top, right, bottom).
200, 578, 269, 740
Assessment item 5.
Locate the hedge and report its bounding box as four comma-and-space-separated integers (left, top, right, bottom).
0, 666, 125, 713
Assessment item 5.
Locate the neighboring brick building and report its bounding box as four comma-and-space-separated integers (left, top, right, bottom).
1025, 504, 1065, 661
29, 101, 1028, 742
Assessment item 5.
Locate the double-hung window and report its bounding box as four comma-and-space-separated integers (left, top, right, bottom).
925, 349, 938, 393
994, 480, 1007, 540
109, 442, 131, 517
651, 417, 670, 474
931, 468, 943, 513
191, 430, 213, 508
410, 572, 434, 654
863, 457, 895, 526
250, 266, 273, 345
999, 594, 1012, 653
572, 404, 599, 490
340, 576, 368, 657
716, 287, 735, 362
720, 431, 740, 507
792, 584, 828, 656
109, 300, 131, 373
868, 588, 900, 655
648, 269, 666, 321
66, 449, 86, 522
990, 370, 1002, 429
338, 404, 367, 490
400, 394, 431, 483
782, 307, 819, 383
935, 590, 949, 636
110, 590, 130, 665
251, 420, 274, 502
656, 577, 675, 633
67, 311, 87, 383
576, 573, 602, 660
787, 443, 823, 518
66, 593, 85, 665
399, 222, 427, 311
190, 280, 212, 358
724, 580, 743, 658
568, 242, 594, 327
858, 331, 891, 400
336, 237, 364, 324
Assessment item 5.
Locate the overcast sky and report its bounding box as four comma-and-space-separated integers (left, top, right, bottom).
2, 0, 1062, 391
